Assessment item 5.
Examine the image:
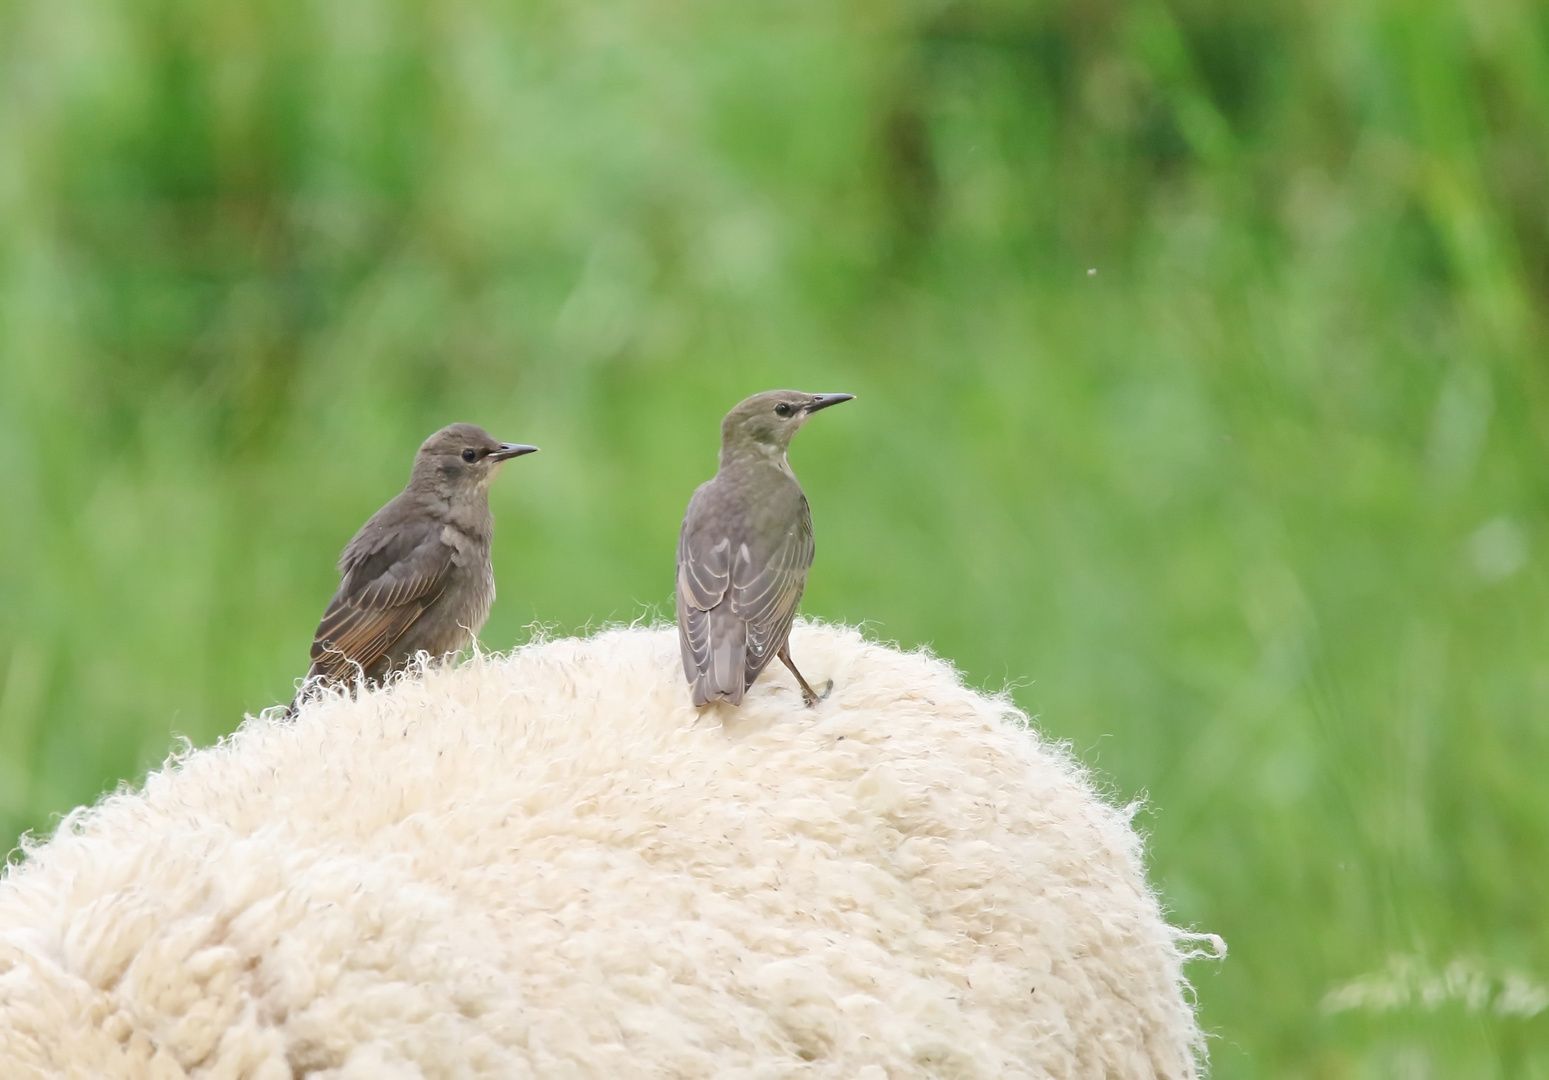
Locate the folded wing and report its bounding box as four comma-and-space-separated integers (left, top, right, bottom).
307, 520, 454, 687
731, 498, 813, 688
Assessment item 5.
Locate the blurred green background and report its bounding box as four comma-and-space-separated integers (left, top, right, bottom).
2, 0, 1547, 1074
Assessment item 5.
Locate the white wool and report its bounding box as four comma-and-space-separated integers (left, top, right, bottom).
0, 623, 1212, 1078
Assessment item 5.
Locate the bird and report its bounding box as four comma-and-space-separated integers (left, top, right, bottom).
291, 423, 538, 711
676, 389, 854, 708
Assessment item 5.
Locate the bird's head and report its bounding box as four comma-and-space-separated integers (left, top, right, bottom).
720, 390, 854, 461
412, 423, 539, 494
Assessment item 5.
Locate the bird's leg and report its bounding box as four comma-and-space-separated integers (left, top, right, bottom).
778, 644, 832, 708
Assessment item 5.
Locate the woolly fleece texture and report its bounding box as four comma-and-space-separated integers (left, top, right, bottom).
0, 623, 1210, 1078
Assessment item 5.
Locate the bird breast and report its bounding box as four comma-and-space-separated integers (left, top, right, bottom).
440, 524, 496, 637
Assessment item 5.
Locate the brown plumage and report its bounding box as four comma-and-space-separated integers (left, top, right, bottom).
676, 390, 853, 707
291, 424, 537, 711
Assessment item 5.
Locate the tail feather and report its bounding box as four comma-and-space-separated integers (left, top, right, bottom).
694, 608, 747, 706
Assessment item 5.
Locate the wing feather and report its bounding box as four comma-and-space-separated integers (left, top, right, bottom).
307, 521, 454, 686
731, 497, 813, 684
677, 513, 733, 700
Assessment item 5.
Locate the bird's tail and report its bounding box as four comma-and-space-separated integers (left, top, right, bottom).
692, 678, 745, 708
693, 611, 748, 706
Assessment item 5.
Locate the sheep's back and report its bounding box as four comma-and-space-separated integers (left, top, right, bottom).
0, 623, 1211, 1079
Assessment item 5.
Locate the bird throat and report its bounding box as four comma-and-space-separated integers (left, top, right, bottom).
722, 439, 791, 472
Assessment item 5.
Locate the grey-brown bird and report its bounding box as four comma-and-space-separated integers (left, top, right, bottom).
292, 423, 537, 709
676, 389, 854, 708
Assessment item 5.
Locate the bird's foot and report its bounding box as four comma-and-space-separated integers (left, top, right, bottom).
800, 679, 834, 709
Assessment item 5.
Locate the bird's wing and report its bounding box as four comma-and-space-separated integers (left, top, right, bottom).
730, 495, 814, 685
677, 529, 732, 612
677, 513, 733, 690
308, 520, 454, 685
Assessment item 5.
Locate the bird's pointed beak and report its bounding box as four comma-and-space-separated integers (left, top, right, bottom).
804, 393, 855, 414
489, 443, 540, 461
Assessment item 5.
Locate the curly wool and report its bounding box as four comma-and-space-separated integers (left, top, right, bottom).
0, 623, 1211, 1078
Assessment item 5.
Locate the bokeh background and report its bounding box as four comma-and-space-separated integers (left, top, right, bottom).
3, 0, 1547, 1074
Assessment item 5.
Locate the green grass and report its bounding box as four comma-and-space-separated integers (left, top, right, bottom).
2, 0, 1548, 1074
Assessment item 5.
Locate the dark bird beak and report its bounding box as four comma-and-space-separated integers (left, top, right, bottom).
804, 393, 855, 414
489, 443, 540, 461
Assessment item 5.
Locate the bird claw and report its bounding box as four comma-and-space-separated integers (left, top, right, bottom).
801, 679, 835, 709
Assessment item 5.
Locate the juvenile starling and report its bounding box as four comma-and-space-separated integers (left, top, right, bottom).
292, 424, 537, 709
676, 389, 854, 708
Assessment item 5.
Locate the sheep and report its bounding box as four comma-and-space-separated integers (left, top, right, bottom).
0, 622, 1218, 1078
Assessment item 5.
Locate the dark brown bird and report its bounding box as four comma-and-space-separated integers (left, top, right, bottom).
292, 423, 537, 710
676, 389, 853, 708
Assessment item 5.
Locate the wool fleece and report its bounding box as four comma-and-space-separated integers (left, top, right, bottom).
0, 623, 1214, 1079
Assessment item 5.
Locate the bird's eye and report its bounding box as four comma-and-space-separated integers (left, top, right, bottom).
774, 403, 793, 417
461, 448, 478, 463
